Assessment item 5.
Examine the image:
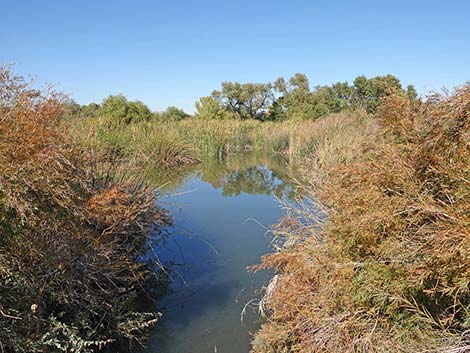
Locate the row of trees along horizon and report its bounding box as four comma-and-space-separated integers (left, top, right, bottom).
66, 73, 417, 122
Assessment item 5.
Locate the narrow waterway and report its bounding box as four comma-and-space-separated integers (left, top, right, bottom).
146, 154, 297, 353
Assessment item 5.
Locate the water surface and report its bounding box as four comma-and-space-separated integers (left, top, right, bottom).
147, 154, 296, 353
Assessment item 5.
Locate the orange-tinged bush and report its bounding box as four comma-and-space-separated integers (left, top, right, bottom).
252, 85, 470, 352
0, 66, 169, 352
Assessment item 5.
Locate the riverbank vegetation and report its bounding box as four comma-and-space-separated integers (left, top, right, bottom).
75, 115, 365, 169
0, 67, 170, 352
252, 85, 470, 352
70, 72, 413, 171
3, 62, 468, 353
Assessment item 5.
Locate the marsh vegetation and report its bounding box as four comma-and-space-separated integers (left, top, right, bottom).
1, 65, 469, 353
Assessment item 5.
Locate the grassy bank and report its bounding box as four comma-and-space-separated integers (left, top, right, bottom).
74, 113, 364, 169
0, 69, 169, 352
252, 86, 470, 352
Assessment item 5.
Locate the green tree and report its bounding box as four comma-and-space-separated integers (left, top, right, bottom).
63, 100, 100, 120
266, 100, 287, 121
62, 99, 82, 120
97, 94, 152, 123
323, 82, 355, 112
274, 73, 322, 120
126, 100, 153, 122
212, 81, 274, 120
353, 75, 403, 113
197, 73, 417, 122
406, 84, 418, 100
80, 102, 100, 118
98, 94, 127, 120
156, 106, 190, 121
195, 96, 226, 120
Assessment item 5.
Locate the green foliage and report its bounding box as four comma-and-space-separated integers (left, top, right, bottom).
406, 84, 418, 100
98, 94, 127, 120
274, 73, 413, 118
316, 82, 355, 113
126, 100, 153, 122
266, 100, 287, 121
62, 99, 82, 120
67, 73, 416, 125
353, 74, 405, 113
212, 81, 274, 120
205, 73, 415, 122
274, 73, 319, 120
63, 100, 100, 120
195, 96, 227, 120
155, 106, 190, 121
97, 94, 152, 123
80, 102, 100, 118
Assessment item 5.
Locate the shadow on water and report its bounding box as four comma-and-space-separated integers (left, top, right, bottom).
142, 152, 300, 353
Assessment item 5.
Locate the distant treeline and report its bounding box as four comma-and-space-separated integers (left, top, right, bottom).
66, 74, 417, 122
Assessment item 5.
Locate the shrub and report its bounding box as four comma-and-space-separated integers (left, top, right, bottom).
0, 66, 169, 352
252, 85, 470, 352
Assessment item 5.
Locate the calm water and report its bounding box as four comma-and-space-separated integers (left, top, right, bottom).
146, 154, 296, 353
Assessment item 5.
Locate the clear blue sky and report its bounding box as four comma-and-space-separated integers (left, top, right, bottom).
2, 0, 469, 112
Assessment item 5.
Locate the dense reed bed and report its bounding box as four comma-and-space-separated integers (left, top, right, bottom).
0, 67, 169, 352
252, 86, 470, 352
74, 114, 359, 168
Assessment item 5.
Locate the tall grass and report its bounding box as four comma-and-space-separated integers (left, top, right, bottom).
75, 116, 197, 166
251, 86, 470, 352
74, 113, 359, 169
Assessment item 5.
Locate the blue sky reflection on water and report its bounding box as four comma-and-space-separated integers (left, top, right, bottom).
146, 161, 297, 353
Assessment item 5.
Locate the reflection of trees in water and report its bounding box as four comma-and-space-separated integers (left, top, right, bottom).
143, 151, 299, 199
213, 166, 286, 196
199, 153, 296, 198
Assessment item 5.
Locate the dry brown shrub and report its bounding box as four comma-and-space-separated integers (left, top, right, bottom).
253, 85, 470, 352
0, 66, 169, 352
